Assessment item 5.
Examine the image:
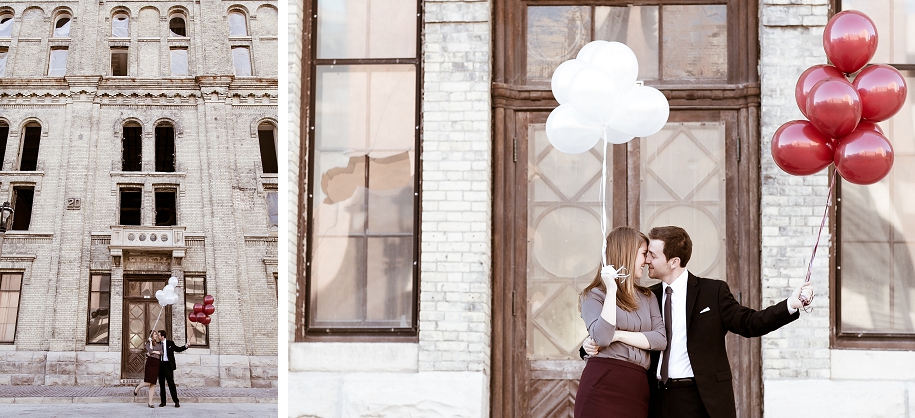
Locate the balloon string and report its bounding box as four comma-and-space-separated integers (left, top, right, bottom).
600, 128, 608, 267
151, 308, 163, 336
800, 170, 836, 310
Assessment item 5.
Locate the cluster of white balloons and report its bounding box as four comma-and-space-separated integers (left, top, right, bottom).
155, 276, 180, 307
547, 41, 670, 154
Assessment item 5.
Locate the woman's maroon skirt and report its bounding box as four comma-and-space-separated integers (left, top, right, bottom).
574, 357, 649, 418
144, 357, 160, 384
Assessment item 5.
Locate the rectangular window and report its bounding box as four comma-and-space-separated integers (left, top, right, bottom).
0, 273, 22, 343
0, 124, 7, 170
20, 126, 40, 171
119, 188, 141, 225
11, 187, 34, 231
48, 48, 68, 76
258, 127, 278, 173
154, 126, 175, 172
303, 1, 420, 339
122, 126, 142, 171
0, 48, 8, 77
87, 274, 111, 345
170, 48, 188, 76
154, 189, 176, 226
184, 276, 208, 347
267, 190, 278, 231
111, 48, 128, 76
232, 47, 252, 76
836, 1, 915, 349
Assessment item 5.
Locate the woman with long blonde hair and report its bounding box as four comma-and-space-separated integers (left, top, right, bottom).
574, 226, 666, 418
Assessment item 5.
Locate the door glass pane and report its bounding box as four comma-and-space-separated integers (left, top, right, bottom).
640, 122, 727, 281
595, 6, 659, 80
527, 124, 607, 359
526, 6, 591, 82
661, 5, 727, 81
317, 0, 417, 59
840, 71, 915, 334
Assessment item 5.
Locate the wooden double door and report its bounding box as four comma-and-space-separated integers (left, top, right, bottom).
121, 277, 172, 379
492, 108, 762, 417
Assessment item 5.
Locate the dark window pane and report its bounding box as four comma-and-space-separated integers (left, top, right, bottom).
258, 128, 278, 173
11, 187, 33, 231
111, 49, 128, 76
526, 6, 591, 82
155, 190, 176, 226
169, 17, 186, 37
0, 125, 7, 170
122, 126, 141, 171
155, 126, 175, 172
661, 5, 727, 81
20, 126, 40, 171
120, 189, 141, 225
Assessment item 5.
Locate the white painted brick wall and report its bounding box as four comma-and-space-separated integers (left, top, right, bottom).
759, 0, 832, 380
420, 0, 493, 374
286, 0, 302, 342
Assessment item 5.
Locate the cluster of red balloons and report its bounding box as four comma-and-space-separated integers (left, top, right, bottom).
188, 294, 215, 325
772, 10, 906, 185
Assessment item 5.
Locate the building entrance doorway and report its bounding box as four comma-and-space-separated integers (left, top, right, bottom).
121, 278, 171, 379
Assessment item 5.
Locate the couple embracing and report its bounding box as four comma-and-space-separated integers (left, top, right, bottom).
575, 226, 814, 418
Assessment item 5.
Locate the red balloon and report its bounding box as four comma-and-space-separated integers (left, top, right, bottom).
806, 78, 861, 138
188, 311, 197, 323
193, 303, 203, 314
200, 315, 212, 325
795, 65, 845, 118
203, 295, 215, 306
834, 129, 894, 185
771, 120, 835, 176
824, 10, 878, 74
856, 121, 884, 135
194, 312, 207, 323
203, 304, 215, 315
854, 64, 907, 122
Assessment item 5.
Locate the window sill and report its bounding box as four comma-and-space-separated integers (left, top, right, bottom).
84, 344, 109, 351
110, 171, 186, 178
0, 344, 16, 350
0, 171, 44, 177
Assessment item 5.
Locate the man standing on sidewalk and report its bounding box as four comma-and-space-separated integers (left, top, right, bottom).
157, 330, 189, 408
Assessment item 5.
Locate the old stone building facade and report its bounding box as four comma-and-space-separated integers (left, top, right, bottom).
0, 1, 278, 387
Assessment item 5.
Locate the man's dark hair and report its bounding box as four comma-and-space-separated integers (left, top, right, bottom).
649, 226, 692, 268
157, 330, 167, 338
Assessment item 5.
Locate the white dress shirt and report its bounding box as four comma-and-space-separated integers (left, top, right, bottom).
657, 269, 693, 380
161, 339, 169, 362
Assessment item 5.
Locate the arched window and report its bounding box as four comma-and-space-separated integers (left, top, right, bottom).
112, 12, 129, 37
0, 13, 13, 37
155, 123, 175, 172
122, 122, 141, 171
53, 14, 71, 37
228, 11, 247, 36
0, 121, 8, 169
257, 122, 277, 173
169, 16, 186, 37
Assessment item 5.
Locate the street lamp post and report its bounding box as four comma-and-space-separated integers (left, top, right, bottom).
0, 201, 14, 257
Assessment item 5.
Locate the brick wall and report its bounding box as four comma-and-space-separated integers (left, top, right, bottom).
759, 0, 832, 380
285, 0, 301, 342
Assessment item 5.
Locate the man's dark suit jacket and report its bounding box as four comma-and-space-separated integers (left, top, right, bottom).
161, 339, 189, 371
646, 272, 799, 418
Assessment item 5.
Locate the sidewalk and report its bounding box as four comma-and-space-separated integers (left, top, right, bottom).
0, 385, 278, 404
0, 403, 278, 417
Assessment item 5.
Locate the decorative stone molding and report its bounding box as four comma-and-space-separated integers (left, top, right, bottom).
109, 225, 187, 265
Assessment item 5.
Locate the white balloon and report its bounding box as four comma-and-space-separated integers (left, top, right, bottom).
545, 104, 602, 154
551, 59, 587, 104
168, 276, 178, 287
604, 126, 634, 144
568, 67, 622, 125
576, 40, 610, 63
589, 42, 639, 93
166, 294, 178, 305
609, 86, 670, 138
164, 284, 175, 295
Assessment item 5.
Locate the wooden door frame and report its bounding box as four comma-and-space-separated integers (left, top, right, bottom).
120, 276, 172, 379
491, 0, 761, 417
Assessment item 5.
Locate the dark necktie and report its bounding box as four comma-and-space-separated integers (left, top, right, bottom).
660, 286, 673, 384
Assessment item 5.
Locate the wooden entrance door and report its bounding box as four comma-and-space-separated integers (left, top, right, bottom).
121, 279, 171, 379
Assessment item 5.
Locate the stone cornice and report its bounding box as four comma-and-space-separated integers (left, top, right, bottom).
0, 76, 278, 100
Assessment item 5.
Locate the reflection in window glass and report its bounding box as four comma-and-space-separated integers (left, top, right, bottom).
48, 48, 68, 76
170, 48, 188, 76
228, 12, 247, 36
169, 17, 186, 37
317, 0, 417, 59
184, 277, 208, 347
0, 273, 22, 343
661, 5, 727, 80
0, 48, 7, 77
87, 274, 111, 344
595, 6, 659, 80
267, 191, 278, 230
112, 13, 129, 37
526, 6, 590, 81
54, 17, 71, 37
232, 47, 252, 76
839, 71, 915, 335
0, 15, 12, 37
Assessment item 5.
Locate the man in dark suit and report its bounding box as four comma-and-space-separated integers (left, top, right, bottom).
584, 226, 813, 418
157, 330, 189, 408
